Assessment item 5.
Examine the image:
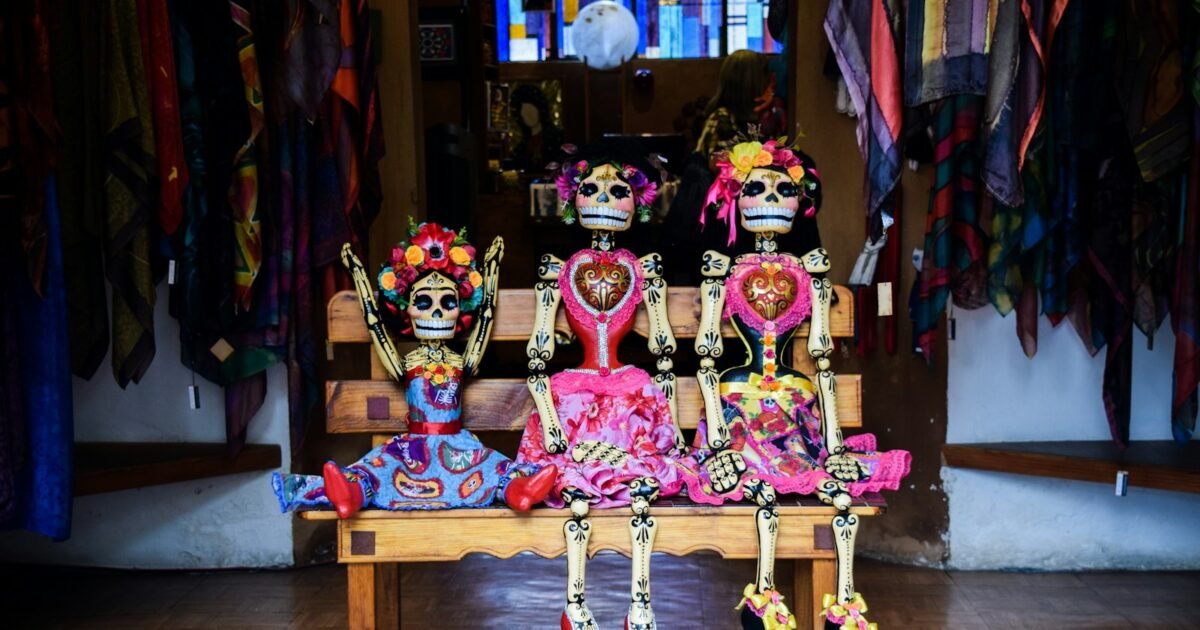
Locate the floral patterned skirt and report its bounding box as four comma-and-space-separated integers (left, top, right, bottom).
515, 366, 697, 509
685, 387, 911, 505
273, 430, 526, 511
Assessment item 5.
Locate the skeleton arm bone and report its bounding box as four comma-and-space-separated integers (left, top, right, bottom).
640, 253, 684, 451
341, 243, 405, 383
462, 237, 504, 376
800, 248, 845, 456
527, 254, 569, 454
696, 250, 731, 450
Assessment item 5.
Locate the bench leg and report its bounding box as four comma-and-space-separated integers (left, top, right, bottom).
347, 563, 400, 630
795, 559, 835, 630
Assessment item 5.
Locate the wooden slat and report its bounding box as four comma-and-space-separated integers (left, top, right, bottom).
326, 374, 862, 434
315, 497, 884, 563
328, 285, 855, 343
74, 443, 282, 496
942, 441, 1200, 494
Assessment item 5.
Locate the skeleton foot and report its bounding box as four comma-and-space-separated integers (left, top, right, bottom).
562, 488, 598, 630
626, 478, 660, 630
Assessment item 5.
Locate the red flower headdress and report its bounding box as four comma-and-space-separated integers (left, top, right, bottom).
377, 221, 483, 334
702, 138, 822, 245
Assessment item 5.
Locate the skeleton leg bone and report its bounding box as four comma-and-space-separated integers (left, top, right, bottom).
562, 488, 598, 630
737, 480, 796, 630
626, 478, 661, 630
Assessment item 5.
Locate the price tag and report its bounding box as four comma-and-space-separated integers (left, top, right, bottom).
877, 282, 893, 317
188, 385, 200, 410
168, 260, 177, 285
1115, 470, 1129, 496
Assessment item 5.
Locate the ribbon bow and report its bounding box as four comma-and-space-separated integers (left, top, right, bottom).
821, 593, 877, 630
736, 584, 797, 629
747, 373, 803, 392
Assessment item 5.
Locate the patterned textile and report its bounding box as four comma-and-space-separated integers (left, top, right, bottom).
903, 0, 1000, 106
1172, 108, 1200, 443
688, 253, 910, 504
517, 367, 693, 509
49, 0, 109, 378
1115, 0, 1190, 183
275, 368, 527, 511
136, 0, 188, 246
913, 95, 988, 360
229, 1, 264, 313
981, 0, 1069, 207
9, 174, 74, 540
7, 0, 57, 297
103, 0, 157, 387
825, 0, 904, 236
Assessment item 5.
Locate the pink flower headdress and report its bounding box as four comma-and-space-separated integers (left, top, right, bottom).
702, 137, 822, 245
551, 144, 660, 224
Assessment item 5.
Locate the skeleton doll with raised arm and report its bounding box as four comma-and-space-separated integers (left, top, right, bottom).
685, 140, 911, 630
272, 223, 556, 517
514, 148, 696, 630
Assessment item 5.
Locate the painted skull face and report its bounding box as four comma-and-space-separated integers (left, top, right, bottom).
406, 272, 459, 340
576, 163, 635, 232
738, 166, 800, 234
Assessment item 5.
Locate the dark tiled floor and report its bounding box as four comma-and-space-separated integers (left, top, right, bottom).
4, 555, 1199, 629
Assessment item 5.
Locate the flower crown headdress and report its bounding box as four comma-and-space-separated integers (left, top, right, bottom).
377, 221, 484, 332
702, 135, 822, 245
552, 145, 659, 225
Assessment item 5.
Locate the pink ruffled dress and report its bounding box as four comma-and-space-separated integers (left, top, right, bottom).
684, 253, 911, 505
515, 248, 696, 508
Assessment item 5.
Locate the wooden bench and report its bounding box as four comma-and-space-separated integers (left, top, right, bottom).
304, 285, 884, 629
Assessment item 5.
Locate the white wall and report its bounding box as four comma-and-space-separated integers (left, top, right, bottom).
945, 306, 1200, 570
0, 284, 294, 569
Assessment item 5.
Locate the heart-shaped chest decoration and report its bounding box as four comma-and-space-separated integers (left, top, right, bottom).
573, 258, 632, 312
741, 264, 799, 322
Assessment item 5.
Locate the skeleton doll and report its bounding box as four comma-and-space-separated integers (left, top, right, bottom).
272, 223, 557, 516
515, 150, 695, 630
686, 141, 911, 629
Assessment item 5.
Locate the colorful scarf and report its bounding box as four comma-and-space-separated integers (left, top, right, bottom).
903, 0, 1000, 106
229, 1, 265, 314
137, 0, 188, 248
103, 0, 158, 387
825, 0, 904, 235
913, 95, 988, 360
1171, 107, 1200, 443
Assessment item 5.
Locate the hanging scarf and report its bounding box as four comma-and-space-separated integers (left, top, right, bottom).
903, 0, 1000, 106
49, 0, 109, 379
1171, 106, 1200, 444
103, 0, 158, 387
825, 0, 904, 236
229, 1, 264, 314
912, 95, 988, 360
136, 0, 188, 250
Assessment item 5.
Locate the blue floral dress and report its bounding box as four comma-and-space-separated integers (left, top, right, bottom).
273, 365, 526, 511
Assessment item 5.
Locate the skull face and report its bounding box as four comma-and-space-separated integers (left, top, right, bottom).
406, 272, 459, 340
576, 163, 635, 232
738, 166, 800, 234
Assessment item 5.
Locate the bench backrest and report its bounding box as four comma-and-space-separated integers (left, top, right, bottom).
325, 286, 860, 436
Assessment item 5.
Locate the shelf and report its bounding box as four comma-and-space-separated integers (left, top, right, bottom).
942, 441, 1200, 494
74, 442, 282, 496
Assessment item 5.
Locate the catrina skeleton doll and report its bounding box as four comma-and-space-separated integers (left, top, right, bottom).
686, 140, 911, 630
272, 223, 557, 516
515, 149, 696, 630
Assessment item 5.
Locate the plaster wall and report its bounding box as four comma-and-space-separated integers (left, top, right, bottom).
945, 306, 1200, 570
0, 284, 294, 569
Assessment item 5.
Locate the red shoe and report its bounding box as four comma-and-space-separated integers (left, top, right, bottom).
504, 465, 558, 512
322, 461, 364, 519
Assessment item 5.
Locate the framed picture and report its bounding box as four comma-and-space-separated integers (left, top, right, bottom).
486, 82, 510, 131
418, 8, 465, 79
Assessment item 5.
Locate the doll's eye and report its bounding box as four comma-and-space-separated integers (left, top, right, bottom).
413, 295, 433, 310
440, 295, 459, 311
610, 184, 631, 199
580, 183, 600, 197
777, 182, 799, 198
742, 181, 766, 197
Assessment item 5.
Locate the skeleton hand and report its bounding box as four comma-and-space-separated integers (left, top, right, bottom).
704, 449, 748, 495
481, 237, 504, 298
340, 243, 363, 272
572, 440, 629, 467
824, 451, 868, 483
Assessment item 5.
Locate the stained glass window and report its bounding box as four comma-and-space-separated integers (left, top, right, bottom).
494, 0, 782, 62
